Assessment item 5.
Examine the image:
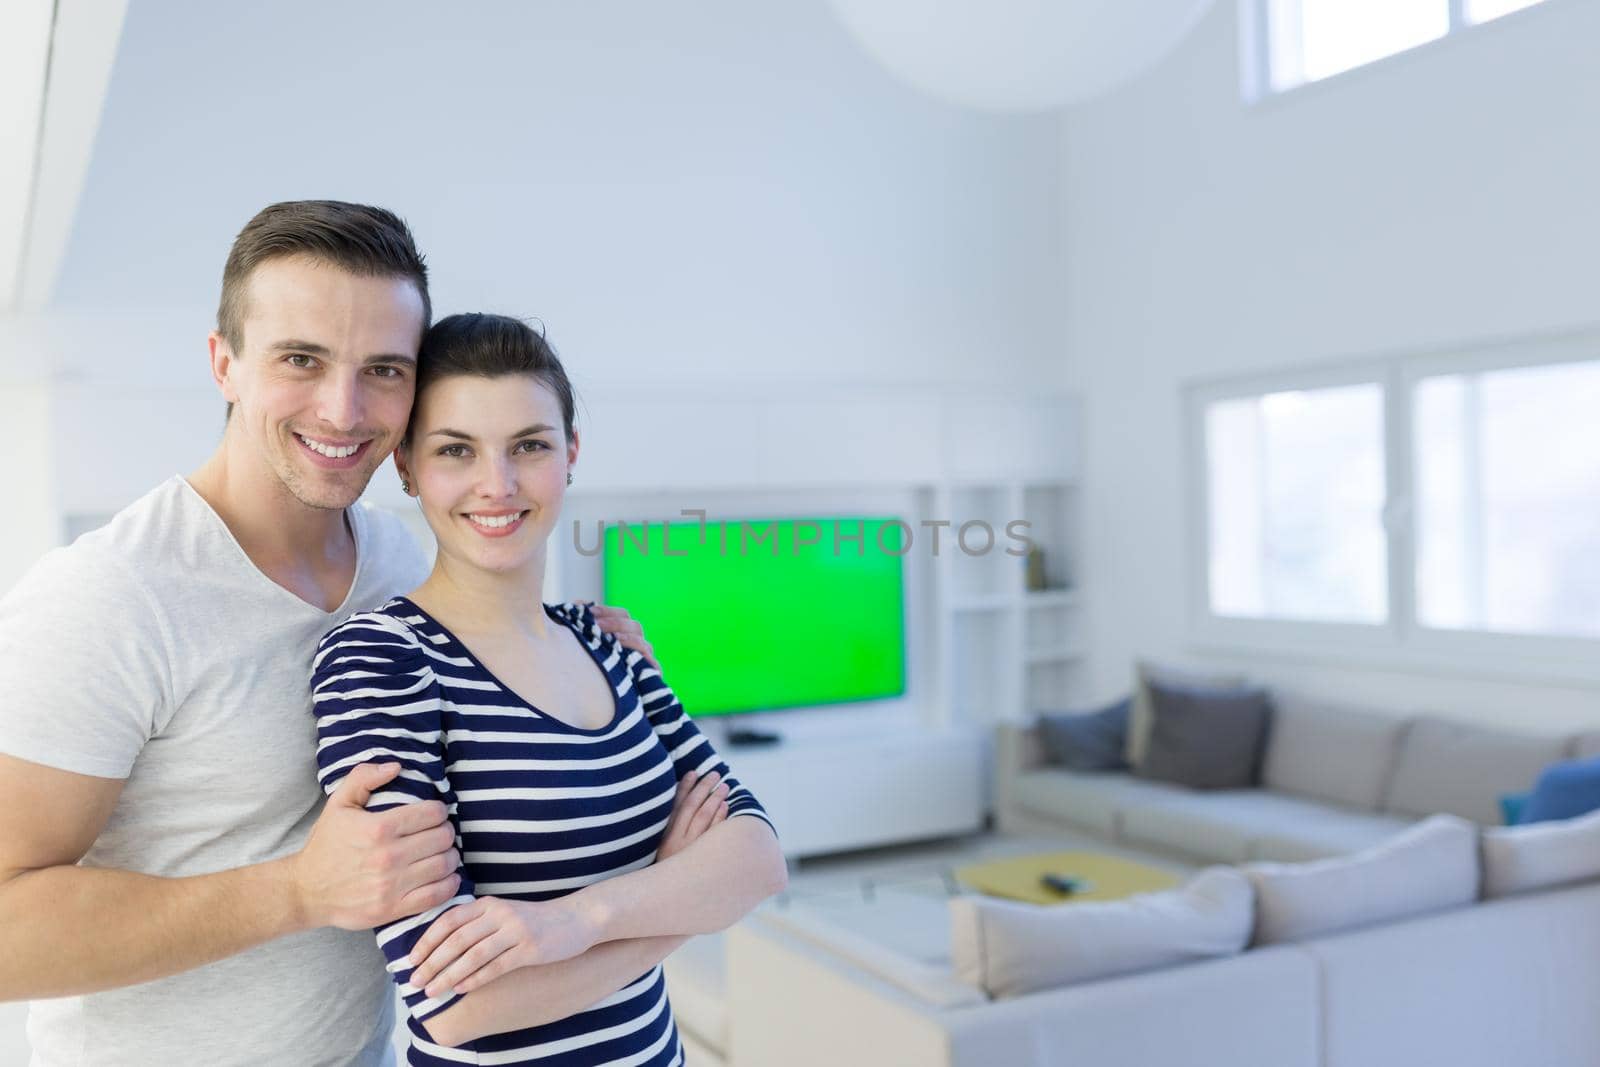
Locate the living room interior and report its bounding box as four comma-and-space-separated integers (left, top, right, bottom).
4, 1, 1599, 1065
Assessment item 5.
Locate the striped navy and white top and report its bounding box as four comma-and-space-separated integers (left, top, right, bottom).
310, 597, 775, 1066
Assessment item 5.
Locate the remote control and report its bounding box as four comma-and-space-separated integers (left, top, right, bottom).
1040, 872, 1088, 895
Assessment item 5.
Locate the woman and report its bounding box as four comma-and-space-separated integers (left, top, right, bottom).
309, 313, 787, 1065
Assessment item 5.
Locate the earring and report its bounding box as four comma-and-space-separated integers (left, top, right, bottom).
566, 472, 573, 486
400, 477, 411, 494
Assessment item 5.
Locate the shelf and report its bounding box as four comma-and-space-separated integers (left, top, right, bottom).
950, 593, 1015, 612
1025, 645, 1087, 665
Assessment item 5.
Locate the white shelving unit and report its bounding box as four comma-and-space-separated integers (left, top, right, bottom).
935, 476, 1086, 731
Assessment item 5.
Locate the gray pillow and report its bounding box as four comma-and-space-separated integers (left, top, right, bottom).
1136, 681, 1272, 790
1037, 697, 1131, 772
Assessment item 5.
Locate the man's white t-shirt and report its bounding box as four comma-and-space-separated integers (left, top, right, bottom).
0, 475, 432, 1067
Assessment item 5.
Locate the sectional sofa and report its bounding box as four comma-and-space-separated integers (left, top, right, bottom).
997, 691, 1600, 862
725, 870, 1600, 1067
704, 696, 1600, 1066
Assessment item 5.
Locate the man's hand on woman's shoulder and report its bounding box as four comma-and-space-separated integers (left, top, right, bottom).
579, 600, 658, 668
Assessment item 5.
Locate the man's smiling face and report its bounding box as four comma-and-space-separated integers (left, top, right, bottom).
215, 254, 427, 511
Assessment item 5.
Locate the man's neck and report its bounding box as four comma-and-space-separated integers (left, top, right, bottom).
187, 439, 356, 605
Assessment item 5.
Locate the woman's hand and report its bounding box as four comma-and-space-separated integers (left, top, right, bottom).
408, 772, 727, 998
409, 896, 600, 999
657, 770, 730, 862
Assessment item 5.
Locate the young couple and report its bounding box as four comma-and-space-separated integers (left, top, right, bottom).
0, 201, 786, 1066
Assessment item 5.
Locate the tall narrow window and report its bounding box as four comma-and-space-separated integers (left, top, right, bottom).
1414, 360, 1600, 638
1267, 0, 1448, 91
1205, 383, 1388, 623
1253, 0, 1547, 98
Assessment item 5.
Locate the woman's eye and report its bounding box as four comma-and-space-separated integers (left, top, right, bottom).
514, 440, 549, 454
439, 444, 469, 458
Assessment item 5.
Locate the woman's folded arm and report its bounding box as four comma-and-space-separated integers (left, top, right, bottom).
420, 933, 689, 1048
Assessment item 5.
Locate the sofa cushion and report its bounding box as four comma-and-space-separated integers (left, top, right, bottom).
1244, 814, 1479, 945
1310, 881, 1600, 1067
1481, 807, 1600, 898
1037, 697, 1131, 772
1261, 693, 1407, 811
1136, 682, 1272, 790
1383, 717, 1569, 824
1009, 768, 1195, 838
1118, 789, 1413, 864
949, 866, 1254, 998
1521, 755, 1600, 823
760, 907, 986, 1010
1126, 660, 1247, 767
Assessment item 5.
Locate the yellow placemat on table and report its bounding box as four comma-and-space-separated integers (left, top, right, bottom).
954, 850, 1180, 906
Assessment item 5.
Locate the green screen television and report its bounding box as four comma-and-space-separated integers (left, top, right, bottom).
600, 516, 907, 717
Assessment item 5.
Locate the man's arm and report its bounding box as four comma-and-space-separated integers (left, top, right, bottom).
0, 753, 460, 1002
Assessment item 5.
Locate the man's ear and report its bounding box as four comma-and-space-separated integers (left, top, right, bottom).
207, 331, 240, 406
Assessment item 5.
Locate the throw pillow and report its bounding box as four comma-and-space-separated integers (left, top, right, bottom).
1135, 681, 1272, 790
1520, 756, 1600, 824
949, 867, 1253, 999
1243, 814, 1479, 946
1125, 660, 1248, 768
1481, 807, 1600, 898
1036, 697, 1132, 772
1499, 791, 1530, 826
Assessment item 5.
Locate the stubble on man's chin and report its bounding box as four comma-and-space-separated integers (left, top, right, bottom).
272, 454, 381, 513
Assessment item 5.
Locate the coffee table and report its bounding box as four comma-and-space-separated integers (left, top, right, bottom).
953, 849, 1180, 906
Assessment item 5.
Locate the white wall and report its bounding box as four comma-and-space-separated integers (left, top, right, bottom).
1061, 0, 1600, 731
0, 0, 1070, 571
0, 379, 56, 594
44, 0, 1065, 393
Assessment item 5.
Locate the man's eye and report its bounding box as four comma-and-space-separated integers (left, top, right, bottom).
371, 365, 404, 379
287, 354, 315, 368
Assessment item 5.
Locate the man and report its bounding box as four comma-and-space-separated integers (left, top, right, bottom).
0, 201, 656, 1065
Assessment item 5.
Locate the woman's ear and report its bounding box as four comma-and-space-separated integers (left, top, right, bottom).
566, 427, 580, 475
393, 444, 414, 495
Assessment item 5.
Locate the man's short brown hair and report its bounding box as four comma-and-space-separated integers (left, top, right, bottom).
218, 200, 430, 418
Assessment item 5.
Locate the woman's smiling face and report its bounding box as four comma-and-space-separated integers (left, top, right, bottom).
400, 373, 577, 574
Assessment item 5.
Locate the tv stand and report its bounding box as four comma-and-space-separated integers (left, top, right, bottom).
719, 724, 983, 859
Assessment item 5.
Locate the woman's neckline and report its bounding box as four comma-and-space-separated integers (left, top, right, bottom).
392, 595, 624, 736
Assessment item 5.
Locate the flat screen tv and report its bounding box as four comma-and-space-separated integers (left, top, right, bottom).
600, 516, 906, 717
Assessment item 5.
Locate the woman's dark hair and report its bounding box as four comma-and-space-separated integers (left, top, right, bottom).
412, 313, 577, 443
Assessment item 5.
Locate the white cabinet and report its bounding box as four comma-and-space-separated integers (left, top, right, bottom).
723, 727, 985, 859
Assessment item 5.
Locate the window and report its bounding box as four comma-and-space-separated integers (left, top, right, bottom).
1189, 338, 1600, 677
1414, 360, 1600, 639
1205, 384, 1387, 623
1249, 0, 1550, 96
